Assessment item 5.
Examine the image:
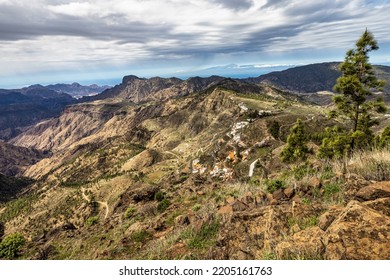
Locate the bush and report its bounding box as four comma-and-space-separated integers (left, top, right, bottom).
85, 216, 99, 227
0, 233, 25, 259
157, 199, 170, 213
268, 120, 280, 139
265, 179, 285, 193
154, 191, 165, 202
281, 119, 310, 163
318, 126, 350, 159
131, 230, 152, 243
379, 125, 390, 148
123, 206, 136, 219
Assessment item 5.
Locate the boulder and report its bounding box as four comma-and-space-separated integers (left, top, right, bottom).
308, 177, 321, 189
273, 189, 287, 200
363, 198, 390, 216
231, 200, 249, 212
217, 205, 233, 215
325, 200, 390, 259
356, 181, 390, 201
284, 187, 295, 199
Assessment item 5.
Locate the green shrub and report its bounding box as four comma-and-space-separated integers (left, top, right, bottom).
265, 179, 285, 193
318, 126, 350, 159
268, 120, 280, 139
85, 216, 99, 227
379, 125, 390, 148
123, 206, 136, 219
131, 230, 152, 243
154, 191, 165, 202
281, 119, 310, 163
0, 233, 25, 259
157, 199, 170, 213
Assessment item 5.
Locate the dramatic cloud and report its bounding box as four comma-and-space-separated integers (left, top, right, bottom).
211, 0, 254, 11
0, 0, 389, 87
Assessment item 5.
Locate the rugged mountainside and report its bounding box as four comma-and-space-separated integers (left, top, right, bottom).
0, 85, 75, 140
0, 141, 47, 176
248, 62, 390, 94
85, 75, 225, 103
0, 72, 389, 260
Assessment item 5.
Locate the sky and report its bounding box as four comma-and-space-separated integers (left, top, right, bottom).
0, 0, 389, 88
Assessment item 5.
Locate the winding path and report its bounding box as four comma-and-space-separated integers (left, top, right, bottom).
81, 187, 109, 220
249, 159, 259, 177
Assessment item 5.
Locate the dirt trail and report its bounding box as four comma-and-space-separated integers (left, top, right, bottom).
249, 159, 259, 177
81, 187, 109, 220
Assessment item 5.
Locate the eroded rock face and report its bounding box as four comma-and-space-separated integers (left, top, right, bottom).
212, 179, 390, 260
324, 200, 390, 260
276, 227, 326, 259
356, 181, 390, 201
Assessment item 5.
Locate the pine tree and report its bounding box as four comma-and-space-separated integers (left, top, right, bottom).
281, 119, 309, 163
331, 29, 387, 152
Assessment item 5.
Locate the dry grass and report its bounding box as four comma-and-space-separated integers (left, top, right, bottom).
347, 148, 390, 181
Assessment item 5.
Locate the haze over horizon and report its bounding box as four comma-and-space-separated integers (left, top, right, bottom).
1, 0, 389, 88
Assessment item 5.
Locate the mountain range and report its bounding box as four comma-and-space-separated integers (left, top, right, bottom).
247, 62, 390, 94
0, 83, 110, 140
0, 62, 389, 260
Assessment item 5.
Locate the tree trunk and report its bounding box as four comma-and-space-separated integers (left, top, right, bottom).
350, 103, 360, 152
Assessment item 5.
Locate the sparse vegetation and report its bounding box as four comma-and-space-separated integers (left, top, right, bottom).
0, 193, 38, 223
288, 215, 318, 230
1, 30, 389, 261
181, 220, 220, 249
348, 148, 390, 180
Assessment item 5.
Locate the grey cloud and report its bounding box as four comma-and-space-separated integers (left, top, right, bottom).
0, 0, 389, 72
211, 0, 254, 11
261, 0, 288, 9
0, 5, 174, 42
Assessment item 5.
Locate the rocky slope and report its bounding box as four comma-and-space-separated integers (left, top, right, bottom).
0, 141, 47, 176
0, 76, 389, 260
85, 75, 225, 103
0, 86, 75, 140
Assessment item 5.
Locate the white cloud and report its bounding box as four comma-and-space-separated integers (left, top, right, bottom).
0, 0, 389, 86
